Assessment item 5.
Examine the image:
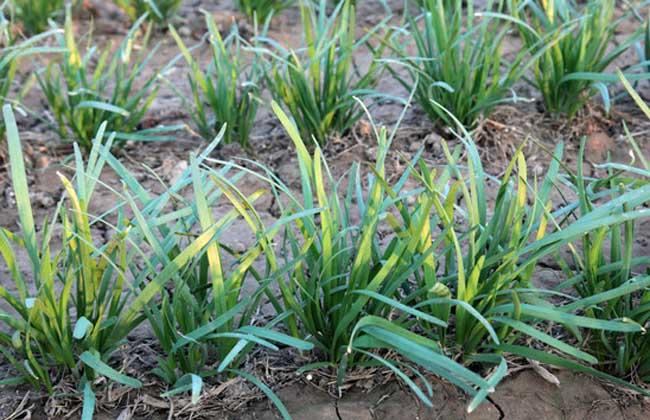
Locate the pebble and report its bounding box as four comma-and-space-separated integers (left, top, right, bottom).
585, 131, 614, 163
178, 26, 192, 38
34, 156, 50, 169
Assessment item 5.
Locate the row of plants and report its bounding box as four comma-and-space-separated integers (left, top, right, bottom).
2, 0, 650, 152
7, 0, 320, 33
2, 81, 650, 417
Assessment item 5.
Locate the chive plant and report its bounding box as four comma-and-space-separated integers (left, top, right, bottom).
263, 0, 386, 145
0, 105, 148, 418
548, 77, 650, 382
388, 0, 535, 127
169, 13, 265, 148
408, 135, 564, 360
551, 146, 650, 381
104, 130, 313, 412
10, 0, 65, 34
215, 101, 505, 411
1, 7, 64, 140
114, 0, 183, 24
508, 0, 645, 116
0, 106, 312, 419
412, 122, 650, 387
236, 0, 295, 24
37, 9, 175, 151
394, 109, 650, 397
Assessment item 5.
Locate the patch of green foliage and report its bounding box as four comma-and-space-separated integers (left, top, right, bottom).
169, 13, 265, 148
37, 9, 176, 151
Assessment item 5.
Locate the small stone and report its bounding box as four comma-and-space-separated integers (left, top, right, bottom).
4, 186, 15, 208
23, 143, 34, 158
212, 12, 237, 32
35, 155, 50, 169
585, 131, 614, 162
424, 132, 444, 155
178, 26, 191, 38
357, 119, 372, 137
424, 132, 441, 146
